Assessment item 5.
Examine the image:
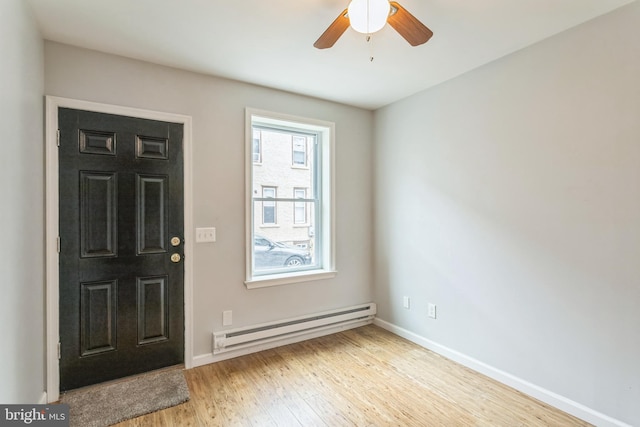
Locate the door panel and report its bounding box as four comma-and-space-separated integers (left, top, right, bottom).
80, 172, 118, 258
137, 275, 169, 345
58, 108, 184, 391
137, 175, 168, 255
80, 280, 117, 356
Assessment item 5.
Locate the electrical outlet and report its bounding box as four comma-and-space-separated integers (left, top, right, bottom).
428, 303, 437, 319
196, 227, 216, 243
403, 296, 410, 309
223, 310, 232, 326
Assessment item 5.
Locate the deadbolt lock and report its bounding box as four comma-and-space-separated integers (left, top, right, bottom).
170, 236, 181, 247
171, 253, 181, 263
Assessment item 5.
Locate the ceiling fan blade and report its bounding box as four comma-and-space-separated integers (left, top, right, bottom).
388, 1, 433, 46
314, 8, 350, 49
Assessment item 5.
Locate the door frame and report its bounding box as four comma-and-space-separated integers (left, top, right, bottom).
45, 96, 194, 402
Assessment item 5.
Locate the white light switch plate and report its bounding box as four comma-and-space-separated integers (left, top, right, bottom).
196, 227, 216, 243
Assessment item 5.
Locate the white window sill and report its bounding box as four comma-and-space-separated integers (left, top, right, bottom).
245, 269, 337, 289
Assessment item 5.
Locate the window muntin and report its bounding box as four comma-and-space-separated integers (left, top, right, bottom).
246, 110, 335, 288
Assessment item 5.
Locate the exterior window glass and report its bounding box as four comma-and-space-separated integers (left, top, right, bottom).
292, 136, 307, 166
253, 129, 262, 163
294, 188, 306, 224
262, 187, 276, 224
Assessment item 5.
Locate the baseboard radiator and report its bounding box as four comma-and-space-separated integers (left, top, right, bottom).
213, 303, 376, 354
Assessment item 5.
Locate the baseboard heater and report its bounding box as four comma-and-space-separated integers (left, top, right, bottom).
213, 303, 376, 354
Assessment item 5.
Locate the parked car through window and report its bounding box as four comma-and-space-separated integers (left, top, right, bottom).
254, 234, 312, 270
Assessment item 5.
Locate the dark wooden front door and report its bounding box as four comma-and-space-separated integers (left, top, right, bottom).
58, 108, 184, 391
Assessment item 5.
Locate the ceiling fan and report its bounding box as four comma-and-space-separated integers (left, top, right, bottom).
314, 0, 433, 49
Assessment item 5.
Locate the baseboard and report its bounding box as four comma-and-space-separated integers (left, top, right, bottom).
373, 318, 631, 427
38, 392, 48, 405
191, 318, 373, 368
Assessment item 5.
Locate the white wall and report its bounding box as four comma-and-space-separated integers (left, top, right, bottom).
0, 0, 45, 404
44, 42, 374, 359
374, 2, 639, 425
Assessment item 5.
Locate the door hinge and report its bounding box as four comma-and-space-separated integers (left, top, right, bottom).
56, 129, 61, 147
56, 236, 61, 253
57, 342, 61, 360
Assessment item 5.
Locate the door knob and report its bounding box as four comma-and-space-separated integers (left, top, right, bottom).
170, 253, 181, 263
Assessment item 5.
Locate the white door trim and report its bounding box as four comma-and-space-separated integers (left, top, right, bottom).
45, 96, 194, 402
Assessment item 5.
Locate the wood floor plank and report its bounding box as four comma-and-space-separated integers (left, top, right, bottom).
246, 351, 326, 426
115, 325, 592, 426
183, 368, 223, 426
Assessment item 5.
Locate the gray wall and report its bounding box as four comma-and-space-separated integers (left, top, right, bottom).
373, 2, 640, 425
44, 42, 374, 358
0, 0, 45, 404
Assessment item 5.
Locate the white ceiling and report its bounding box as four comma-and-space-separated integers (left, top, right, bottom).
27, 0, 634, 110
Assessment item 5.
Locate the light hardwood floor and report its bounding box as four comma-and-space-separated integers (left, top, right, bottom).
117, 325, 591, 426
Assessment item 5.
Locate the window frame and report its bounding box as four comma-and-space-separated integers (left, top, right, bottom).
245, 108, 336, 289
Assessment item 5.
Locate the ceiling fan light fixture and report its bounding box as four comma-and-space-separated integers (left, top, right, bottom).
348, 0, 390, 34
313, 0, 432, 50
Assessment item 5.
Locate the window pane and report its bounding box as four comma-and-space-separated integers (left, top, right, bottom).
253, 199, 316, 273
252, 130, 315, 274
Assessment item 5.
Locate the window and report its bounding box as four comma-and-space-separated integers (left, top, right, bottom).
294, 188, 306, 224
292, 136, 307, 167
262, 186, 276, 224
252, 129, 262, 163
246, 109, 336, 288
